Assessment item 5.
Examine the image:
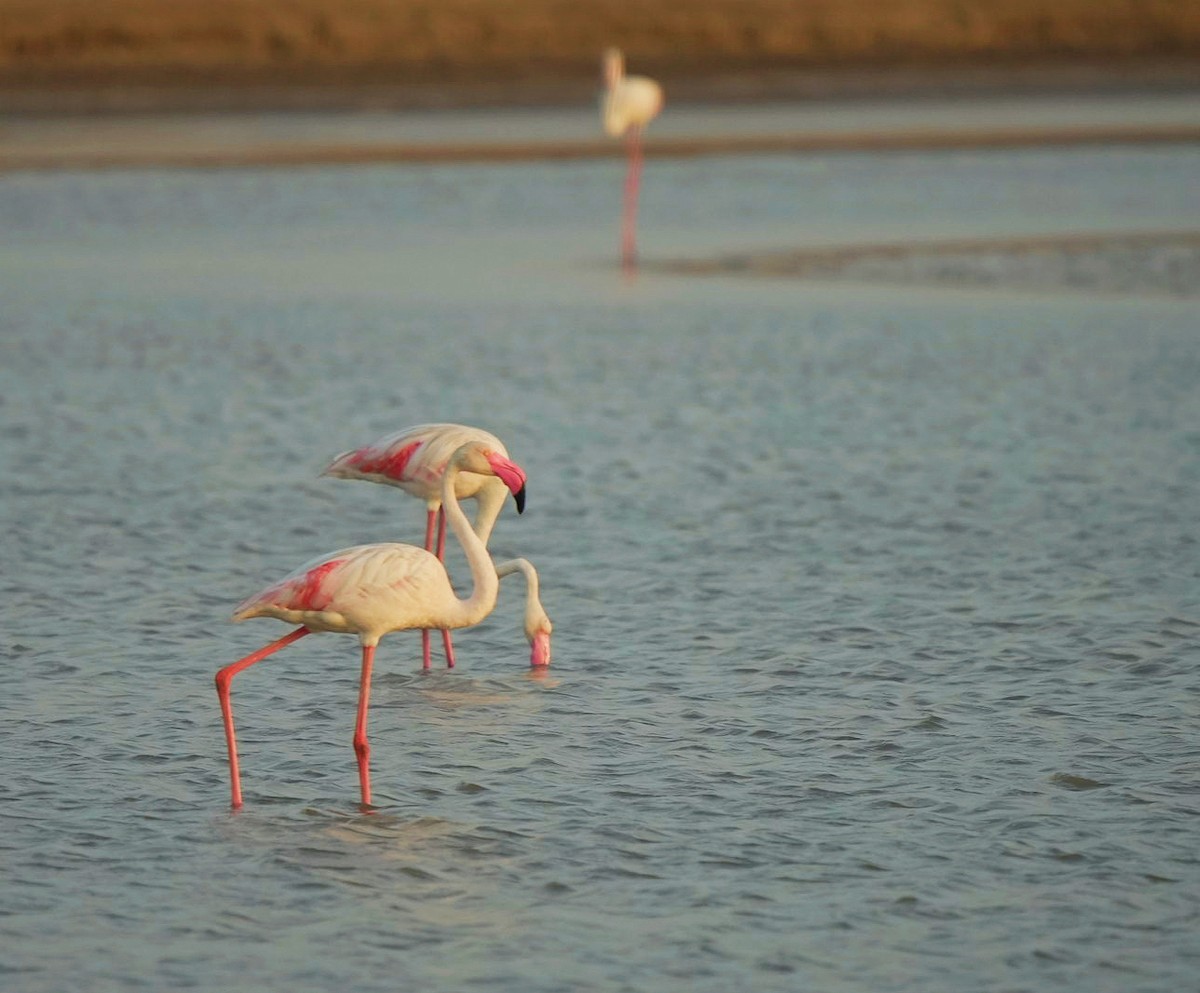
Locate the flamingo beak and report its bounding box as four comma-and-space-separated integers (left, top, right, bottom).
530, 630, 552, 668
487, 454, 527, 515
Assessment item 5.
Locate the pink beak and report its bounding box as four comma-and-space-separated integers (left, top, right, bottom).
530, 631, 552, 667
486, 453, 527, 513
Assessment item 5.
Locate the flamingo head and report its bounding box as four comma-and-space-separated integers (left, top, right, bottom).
602, 47, 624, 90
528, 622, 552, 668
525, 588, 552, 667
452, 443, 527, 513
486, 452, 527, 514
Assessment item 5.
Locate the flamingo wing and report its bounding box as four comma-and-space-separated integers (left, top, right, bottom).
322, 433, 426, 491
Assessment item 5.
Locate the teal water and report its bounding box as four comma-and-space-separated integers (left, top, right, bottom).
1, 137, 1198, 991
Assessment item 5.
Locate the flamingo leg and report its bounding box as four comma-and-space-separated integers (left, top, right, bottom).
353, 643, 376, 807
621, 126, 644, 272
215, 626, 311, 809
420, 508, 437, 670
434, 506, 455, 667
424, 508, 437, 553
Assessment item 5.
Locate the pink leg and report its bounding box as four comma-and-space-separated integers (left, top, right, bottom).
417, 510, 458, 666
420, 509, 436, 670
424, 508, 436, 553
621, 127, 644, 272
353, 643, 376, 807
215, 626, 311, 809
434, 507, 454, 667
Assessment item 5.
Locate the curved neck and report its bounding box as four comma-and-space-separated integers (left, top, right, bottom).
603, 49, 624, 90
441, 460, 500, 627
496, 557, 537, 593
471, 480, 509, 545
496, 558, 547, 634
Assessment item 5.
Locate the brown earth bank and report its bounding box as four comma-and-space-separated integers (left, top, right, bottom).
2, 0, 1200, 112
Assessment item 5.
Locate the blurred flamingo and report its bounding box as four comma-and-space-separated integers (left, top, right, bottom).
215, 441, 528, 809
322, 423, 524, 669
601, 47, 664, 271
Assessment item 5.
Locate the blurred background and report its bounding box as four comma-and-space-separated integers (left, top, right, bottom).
3, 0, 1199, 114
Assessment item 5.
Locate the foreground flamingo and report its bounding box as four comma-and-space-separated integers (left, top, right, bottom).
322, 423, 524, 669
215, 441, 528, 809
601, 47, 663, 271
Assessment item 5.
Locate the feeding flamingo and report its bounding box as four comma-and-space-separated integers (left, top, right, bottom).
601, 47, 663, 271
215, 441, 529, 809
322, 423, 524, 669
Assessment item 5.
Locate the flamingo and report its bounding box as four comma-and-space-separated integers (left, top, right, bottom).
322, 423, 523, 670
601, 47, 663, 271
215, 441, 528, 809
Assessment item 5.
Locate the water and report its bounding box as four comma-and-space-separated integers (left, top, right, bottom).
1, 131, 1198, 991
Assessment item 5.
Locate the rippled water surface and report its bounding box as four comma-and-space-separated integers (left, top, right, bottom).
2, 135, 1199, 991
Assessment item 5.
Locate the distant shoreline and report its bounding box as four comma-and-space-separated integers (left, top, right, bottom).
3, 59, 1200, 117
2, 0, 1199, 115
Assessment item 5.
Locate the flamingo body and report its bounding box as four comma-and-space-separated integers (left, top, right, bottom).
602, 48, 663, 137
234, 543, 478, 646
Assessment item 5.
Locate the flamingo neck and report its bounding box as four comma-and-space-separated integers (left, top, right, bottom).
441, 459, 500, 628
471, 480, 509, 546
496, 558, 548, 638
603, 49, 624, 90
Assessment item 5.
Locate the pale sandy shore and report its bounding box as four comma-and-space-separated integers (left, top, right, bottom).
3, 89, 1199, 171
4, 123, 1200, 172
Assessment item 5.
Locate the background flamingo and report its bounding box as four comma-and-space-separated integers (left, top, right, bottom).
601, 47, 664, 271
322, 423, 524, 669
215, 441, 528, 809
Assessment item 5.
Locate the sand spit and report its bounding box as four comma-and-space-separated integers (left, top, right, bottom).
656, 230, 1200, 297
4, 118, 1199, 173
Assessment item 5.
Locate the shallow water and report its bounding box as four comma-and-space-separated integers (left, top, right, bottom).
1, 136, 1198, 991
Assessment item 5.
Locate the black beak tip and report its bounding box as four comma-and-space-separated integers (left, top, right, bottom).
514, 486, 526, 515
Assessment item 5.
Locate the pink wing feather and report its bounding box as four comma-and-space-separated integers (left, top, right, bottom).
233, 552, 350, 619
